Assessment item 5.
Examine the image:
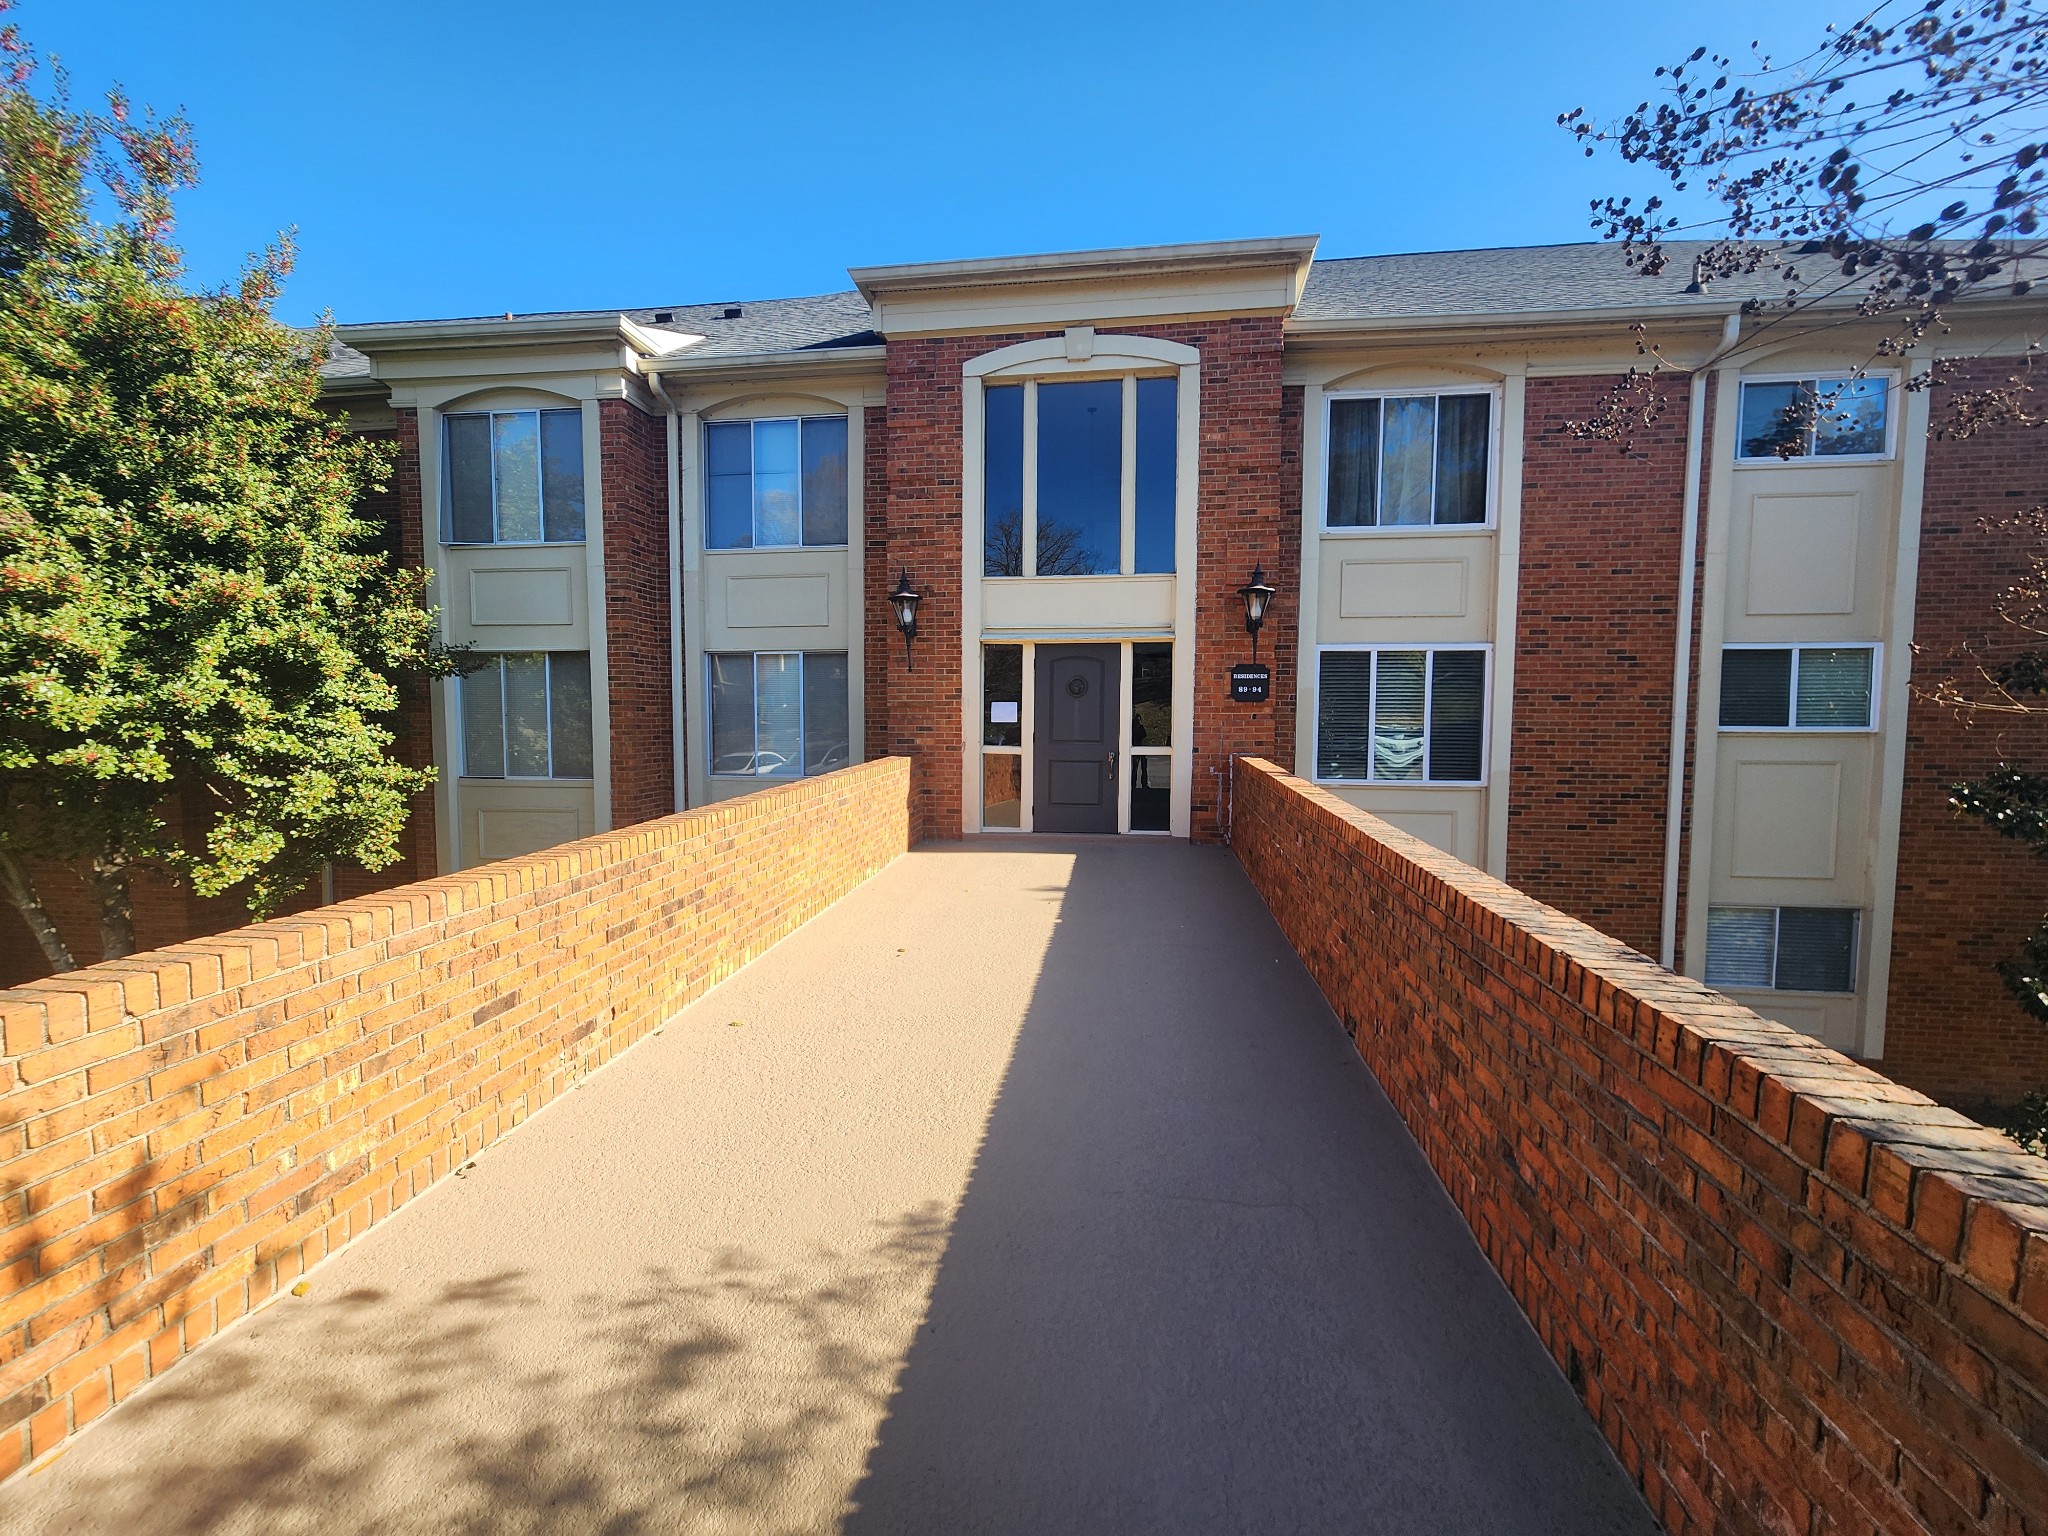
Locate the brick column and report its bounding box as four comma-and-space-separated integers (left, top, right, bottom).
598, 398, 675, 826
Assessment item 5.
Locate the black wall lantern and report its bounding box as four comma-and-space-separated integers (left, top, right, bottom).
1238, 564, 1278, 661
887, 568, 922, 670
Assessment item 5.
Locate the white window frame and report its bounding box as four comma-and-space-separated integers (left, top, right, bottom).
1311, 642, 1494, 787
702, 415, 851, 551
441, 407, 585, 547
460, 653, 592, 781
1705, 905, 1862, 995
705, 650, 850, 780
1319, 385, 1503, 534
1734, 371, 1900, 465
1717, 642, 1883, 733
984, 370, 1179, 579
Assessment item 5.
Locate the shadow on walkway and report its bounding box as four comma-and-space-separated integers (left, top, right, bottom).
842, 839, 1654, 1535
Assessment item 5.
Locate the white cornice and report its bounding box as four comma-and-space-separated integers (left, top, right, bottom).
849, 235, 1320, 298
848, 236, 1320, 338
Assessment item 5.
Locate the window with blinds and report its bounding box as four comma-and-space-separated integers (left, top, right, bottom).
1719, 646, 1876, 730
1705, 906, 1859, 993
1315, 647, 1487, 783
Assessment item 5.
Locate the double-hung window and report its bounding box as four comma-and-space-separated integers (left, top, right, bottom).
707, 652, 850, 778
1737, 375, 1892, 461
983, 374, 1178, 577
1315, 646, 1488, 784
1326, 390, 1493, 528
1706, 907, 1860, 993
705, 417, 848, 548
1719, 645, 1878, 730
445, 409, 585, 543
460, 653, 594, 779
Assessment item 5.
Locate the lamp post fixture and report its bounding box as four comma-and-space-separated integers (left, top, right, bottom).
1238, 564, 1278, 662
887, 568, 922, 670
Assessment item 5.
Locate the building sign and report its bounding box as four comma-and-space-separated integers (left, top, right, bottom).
1230, 663, 1270, 702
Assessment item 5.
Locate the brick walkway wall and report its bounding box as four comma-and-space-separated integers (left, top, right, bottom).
1233, 755, 2048, 1536
0, 758, 913, 1480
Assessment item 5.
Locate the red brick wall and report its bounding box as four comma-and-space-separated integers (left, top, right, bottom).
599, 399, 675, 825
1233, 755, 2048, 1536
1510, 373, 1694, 955
879, 332, 1045, 840
874, 318, 1293, 842
0, 758, 913, 1479
1884, 362, 2048, 1107
0, 419, 439, 985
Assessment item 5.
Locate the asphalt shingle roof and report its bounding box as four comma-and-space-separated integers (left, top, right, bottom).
322, 240, 2041, 382
1296, 242, 1763, 324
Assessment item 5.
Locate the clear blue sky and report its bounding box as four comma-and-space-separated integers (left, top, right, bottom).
34, 0, 1844, 325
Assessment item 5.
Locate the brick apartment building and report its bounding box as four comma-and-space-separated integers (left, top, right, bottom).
5, 236, 2046, 1109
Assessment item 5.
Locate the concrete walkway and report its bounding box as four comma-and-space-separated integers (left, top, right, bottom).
0, 840, 1656, 1535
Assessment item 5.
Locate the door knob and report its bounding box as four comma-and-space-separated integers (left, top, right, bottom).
1107, 751, 1117, 782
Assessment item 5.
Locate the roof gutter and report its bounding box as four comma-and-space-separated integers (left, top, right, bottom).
640, 343, 887, 377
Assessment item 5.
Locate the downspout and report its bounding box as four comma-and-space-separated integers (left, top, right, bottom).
1659, 312, 1741, 969
644, 366, 687, 813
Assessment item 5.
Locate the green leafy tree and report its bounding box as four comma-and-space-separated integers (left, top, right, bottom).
0, 11, 439, 973
1568, 1, 2048, 1029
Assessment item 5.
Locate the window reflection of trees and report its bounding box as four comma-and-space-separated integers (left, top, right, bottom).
984, 508, 1099, 577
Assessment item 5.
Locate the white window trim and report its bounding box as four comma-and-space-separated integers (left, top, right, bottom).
441, 407, 586, 548
1311, 642, 1494, 787
1705, 904, 1862, 995
1717, 641, 1883, 733
460, 653, 592, 782
1319, 385, 1504, 534
1734, 370, 1900, 465
706, 650, 849, 780
702, 415, 852, 552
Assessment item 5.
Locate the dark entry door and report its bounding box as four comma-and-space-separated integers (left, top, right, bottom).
1034, 645, 1119, 834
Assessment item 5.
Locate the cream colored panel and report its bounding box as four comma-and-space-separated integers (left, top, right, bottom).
439, 544, 589, 649
470, 567, 575, 627
726, 574, 830, 629
1725, 459, 1893, 639
1339, 559, 1467, 619
1318, 532, 1494, 644
1746, 494, 1859, 615
1323, 786, 1484, 865
982, 575, 1175, 635
1730, 760, 1841, 879
701, 550, 851, 651
456, 780, 595, 868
